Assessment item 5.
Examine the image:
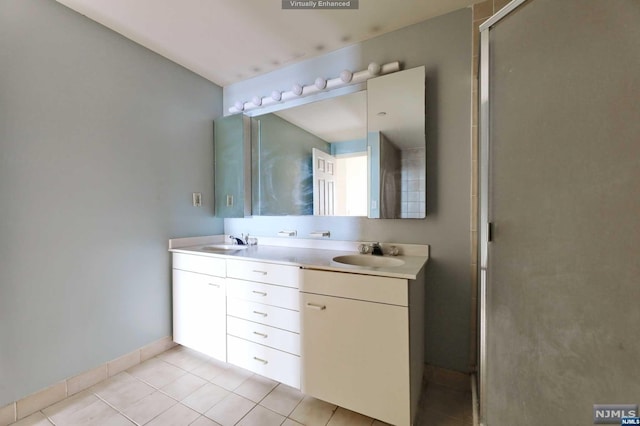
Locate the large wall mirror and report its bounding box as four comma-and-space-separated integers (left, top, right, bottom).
249, 66, 425, 219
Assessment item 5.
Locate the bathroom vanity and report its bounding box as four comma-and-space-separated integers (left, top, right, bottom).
169, 236, 428, 426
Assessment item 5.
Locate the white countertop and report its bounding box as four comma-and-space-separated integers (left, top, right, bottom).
169, 236, 429, 280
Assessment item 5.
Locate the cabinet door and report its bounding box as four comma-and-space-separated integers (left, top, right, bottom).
214, 114, 250, 218
173, 269, 226, 361
301, 292, 411, 426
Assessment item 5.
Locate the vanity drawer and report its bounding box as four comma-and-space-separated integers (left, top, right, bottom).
301, 269, 408, 306
227, 316, 300, 355
226, 259, 300, 288
226, 278, 299, 310
227, 335, 300, 389
227, 298, 300, 333
173, 252, 226, 277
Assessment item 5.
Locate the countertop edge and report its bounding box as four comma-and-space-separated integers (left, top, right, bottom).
169, 243, 428, 280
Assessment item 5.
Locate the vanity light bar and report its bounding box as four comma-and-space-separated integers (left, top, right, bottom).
228, 61, 401, 114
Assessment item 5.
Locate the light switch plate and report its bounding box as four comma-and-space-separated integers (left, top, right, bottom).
192, 192, 202, 207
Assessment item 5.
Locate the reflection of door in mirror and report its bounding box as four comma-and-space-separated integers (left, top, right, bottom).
313, 148, 368, 217
312, 148, 336, 215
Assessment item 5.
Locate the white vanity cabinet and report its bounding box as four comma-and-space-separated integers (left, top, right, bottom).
225, 258, 302, 388
300, 269, 425, 426
172, 253, 227, 362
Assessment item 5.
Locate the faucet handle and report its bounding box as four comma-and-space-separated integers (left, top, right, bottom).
358, 243, 371, 254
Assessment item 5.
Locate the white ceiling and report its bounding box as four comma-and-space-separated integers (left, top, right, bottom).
55, 0, 478, 87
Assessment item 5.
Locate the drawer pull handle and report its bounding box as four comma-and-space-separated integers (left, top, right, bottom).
253, 357, 268, 365
252, 270, 268, 275
253, 310, 268, 317
253, 331, 268, 338
306, 303, 326, 311
208, 283, 221, 288
252, 290, 267, 296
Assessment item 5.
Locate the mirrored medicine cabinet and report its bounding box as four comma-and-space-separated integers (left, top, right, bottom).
213, 66, 425, 219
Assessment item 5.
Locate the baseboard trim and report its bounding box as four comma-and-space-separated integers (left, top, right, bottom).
471, 372, 479, 426
0, 336, 176, 425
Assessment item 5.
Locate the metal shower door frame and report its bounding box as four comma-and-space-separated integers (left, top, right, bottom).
477, 1, 528, 424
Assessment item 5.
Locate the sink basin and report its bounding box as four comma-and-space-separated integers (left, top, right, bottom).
332, 254, 405, 267
202, 244, 248, 252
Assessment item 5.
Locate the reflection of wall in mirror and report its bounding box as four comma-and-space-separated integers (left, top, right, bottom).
401, 147, 426, 218
369, 131, 402, 219
335, 154, 367, 216
379, 133, 401, 219
252, 114, 329, 216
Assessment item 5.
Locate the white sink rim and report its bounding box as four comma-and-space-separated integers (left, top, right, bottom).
202, 244, 248, 251
332, 254, 405, 268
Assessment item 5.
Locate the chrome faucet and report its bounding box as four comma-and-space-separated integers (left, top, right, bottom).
371, 242, 384, 256
229, 235, 246, 245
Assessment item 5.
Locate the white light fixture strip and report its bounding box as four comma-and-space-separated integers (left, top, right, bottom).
228, 61, 401, 114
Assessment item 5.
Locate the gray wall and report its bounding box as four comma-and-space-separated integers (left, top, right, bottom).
225, 9, 473, 372
0, 0, 223, 405
485, 0, 640, 424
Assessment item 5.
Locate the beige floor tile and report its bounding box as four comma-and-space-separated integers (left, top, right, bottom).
233, 374, 278, 403
427, 368, 471, 393
259, 384, 304, 417
10, 412, 52, 426
281, 419, 303, 426
371, 420, 392, 426
120, 391, 176, 425
144, 403, 200, 426
157, 347, 208, 371
190, 416, 222, 426
289, 395, 337, 426
98, 414, 137, 426
181, 383, 230, 414
236, 405, 284, 426
42, 391, 105, 424
203, 393, 255, 426
190, 360, 228, 382
128, 358, 187, 388
43, 390, 134, 426
423, 384, 471, 420
160, 373, 208, 401
418, 409, 464, 426
209, 366, 252, 391
55, 399, 120, 426
92, 372, 155, 411
327, 407, 373, 426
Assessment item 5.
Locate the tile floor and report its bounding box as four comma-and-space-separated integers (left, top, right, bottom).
10, 346, 472, 426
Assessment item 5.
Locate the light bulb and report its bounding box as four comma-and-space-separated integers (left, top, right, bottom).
340, 70, 353, 83
368, 62, 381, 76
